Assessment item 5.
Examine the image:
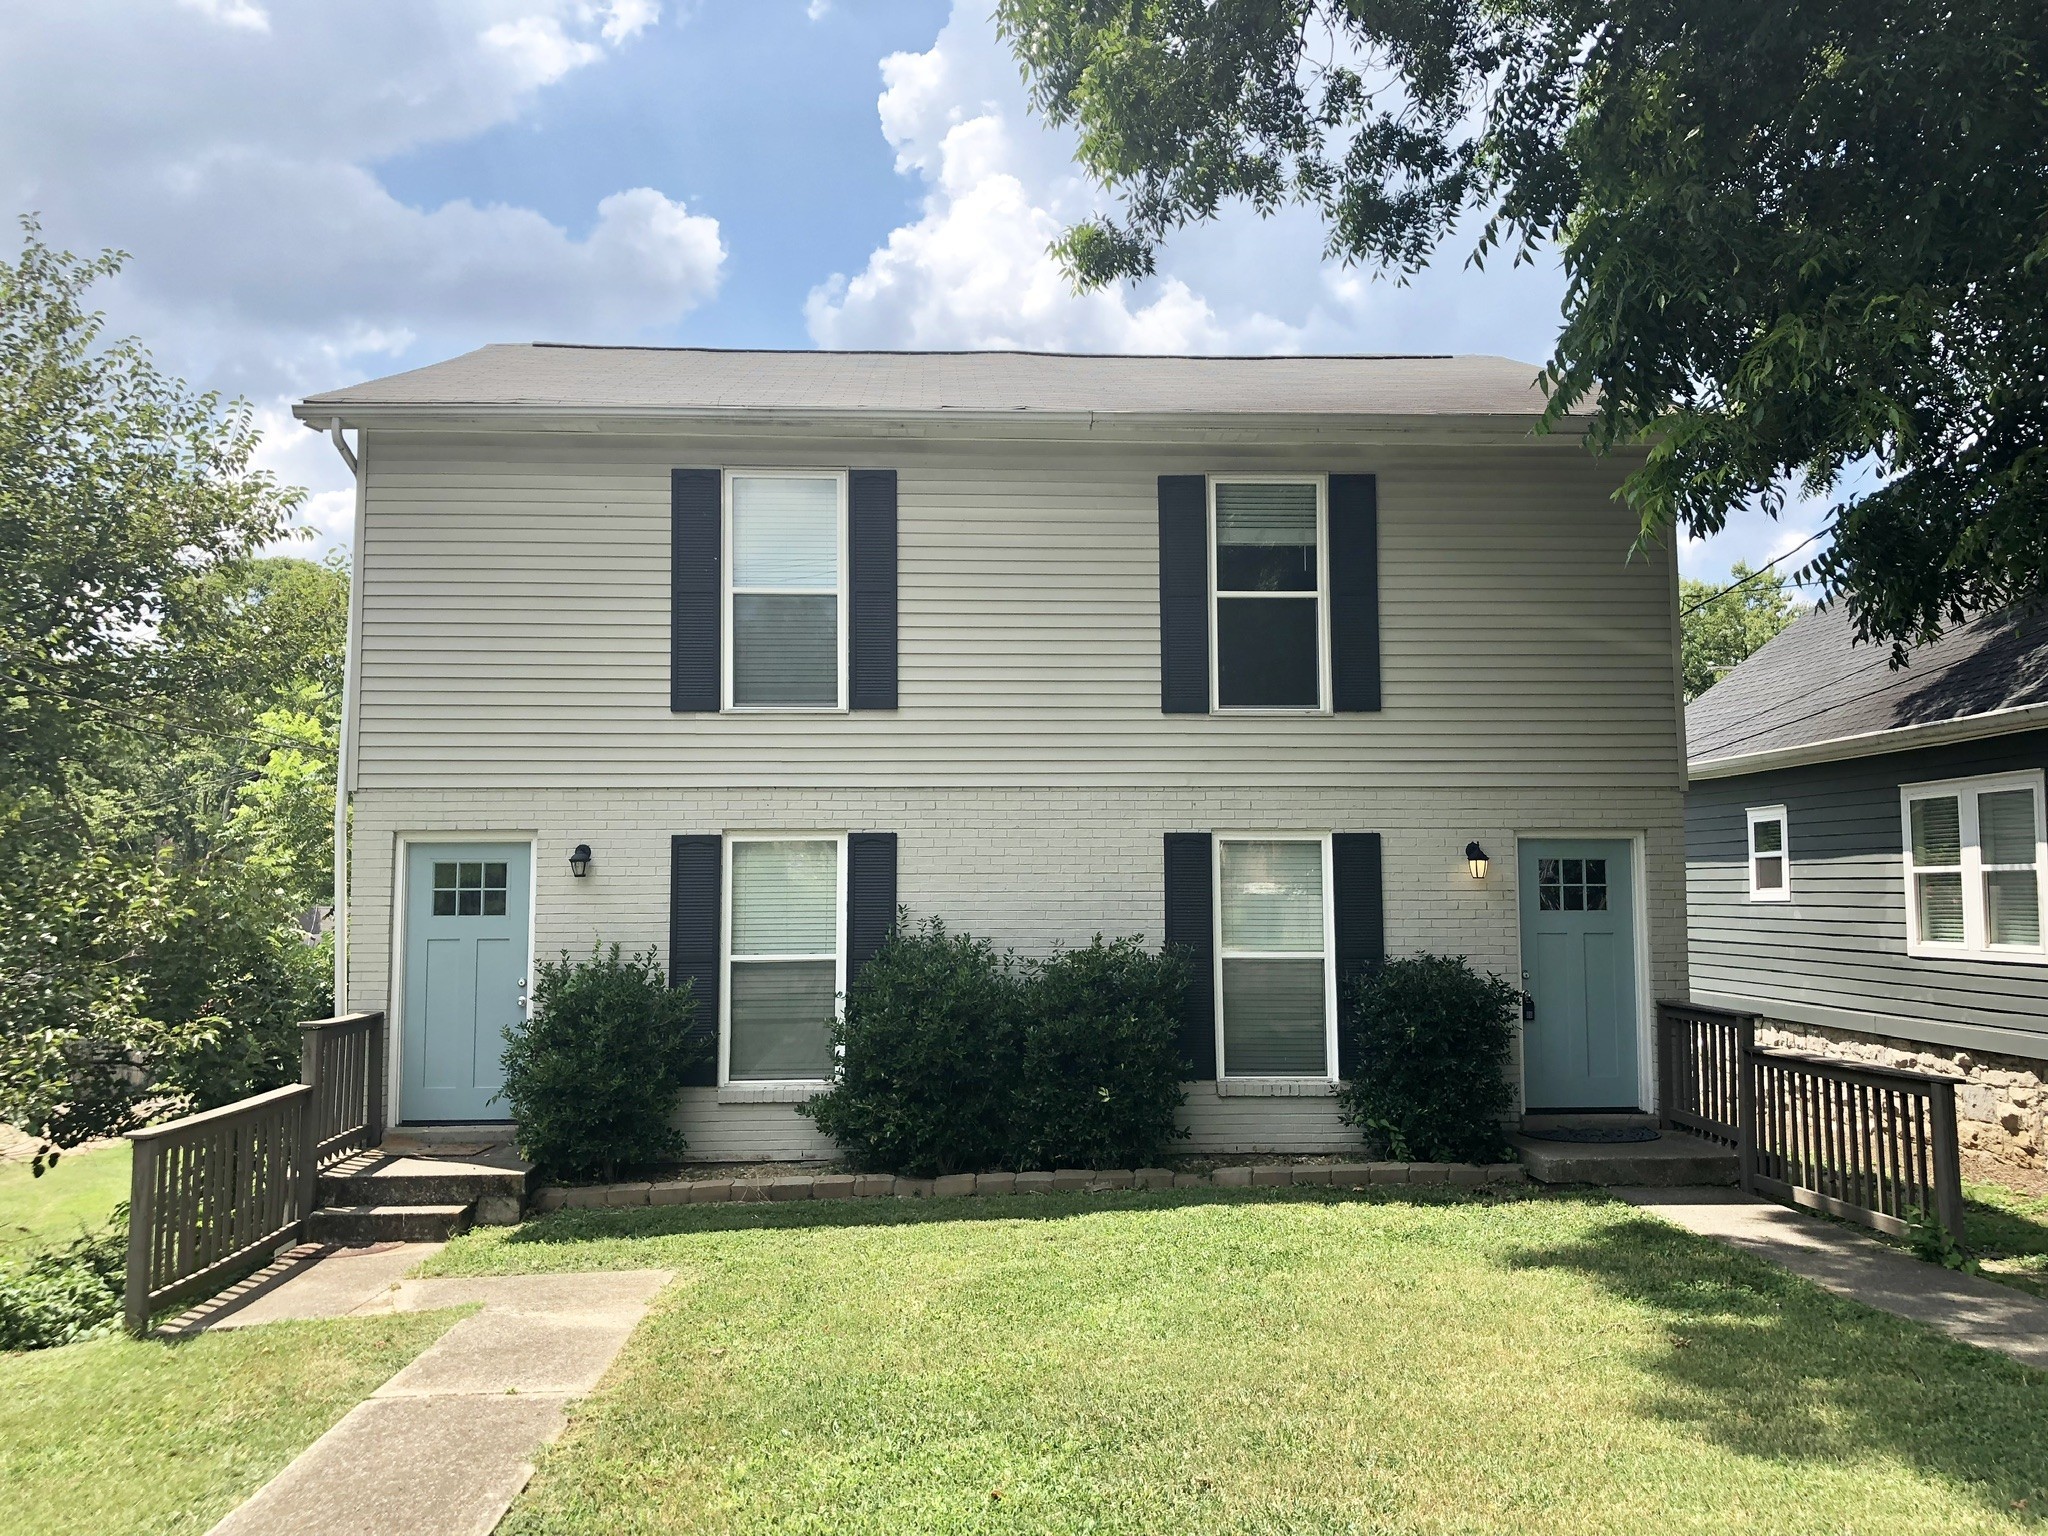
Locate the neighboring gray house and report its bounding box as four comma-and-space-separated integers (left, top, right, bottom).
1686, 604, 2048, 1162
295, 345, 1687, 1159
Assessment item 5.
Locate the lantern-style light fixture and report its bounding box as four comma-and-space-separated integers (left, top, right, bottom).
1464, 842, 1490, 880
569, 843, 593, 879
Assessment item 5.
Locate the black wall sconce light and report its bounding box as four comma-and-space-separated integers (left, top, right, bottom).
1465, 842, 1490, 880
569, 843, 593, 879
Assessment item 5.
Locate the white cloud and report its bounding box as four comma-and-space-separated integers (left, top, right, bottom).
0, 1, 720, 554
807, 0, 832, 19
809, 2, 1567, 360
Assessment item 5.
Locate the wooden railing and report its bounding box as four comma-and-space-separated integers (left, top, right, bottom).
124, 1011, 386, 1334
1656, 1002, 1964, 1245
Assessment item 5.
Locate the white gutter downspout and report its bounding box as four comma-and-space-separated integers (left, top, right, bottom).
326, 417, 364, 1011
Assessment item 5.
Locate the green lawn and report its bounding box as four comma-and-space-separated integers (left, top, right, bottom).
1967, 1181, 2048, 1297
0, 1141, 130, 1262
426, 1188, 2048, 1535
1, 1310, 459, 1536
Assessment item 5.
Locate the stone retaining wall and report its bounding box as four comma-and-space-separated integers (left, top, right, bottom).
534, 1161, 1528, 1212
1758, 1021, 2046, 1170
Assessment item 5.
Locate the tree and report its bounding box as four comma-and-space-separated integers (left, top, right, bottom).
1680, 563, 1804, 700
997, 2, 2048, 653
0, 218, 332, 1159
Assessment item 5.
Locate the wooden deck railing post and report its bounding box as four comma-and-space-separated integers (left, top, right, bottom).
124, 1133, 158, 1336
297, 1021, 325, 1224
1736, 1014, 1758, 1194
1927, 1079, 1967, 1245
1655, 1004, 1675, 1131
367, 1011, 387, 1148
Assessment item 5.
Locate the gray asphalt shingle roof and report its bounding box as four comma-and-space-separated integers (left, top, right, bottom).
296, 344, 1553, 417
1687, 603, 2048, 768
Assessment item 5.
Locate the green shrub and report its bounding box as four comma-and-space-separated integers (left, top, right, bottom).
1016, 937, 1189, 1170
0, 1209, 126, 1352
801, 918, 1022, 1177
1337, 954, 1517, 1163
498, 945, 705, 1183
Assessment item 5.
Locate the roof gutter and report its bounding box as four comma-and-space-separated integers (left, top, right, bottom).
1687, 698, 2048, 780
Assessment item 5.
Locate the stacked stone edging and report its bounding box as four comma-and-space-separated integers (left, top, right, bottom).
532, 1160, 1528, 1213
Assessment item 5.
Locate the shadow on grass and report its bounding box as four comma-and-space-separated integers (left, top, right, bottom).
1968, 1185, 2048, 1261
1513, 1216, 2048, 1521
495, 1182, 1547, 1246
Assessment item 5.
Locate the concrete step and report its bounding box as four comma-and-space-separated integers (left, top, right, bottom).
306, 1203, 475, 1244
1513, 1131, 1740, 1188
1521, 1111, 1660, 1133
320, 1147, 535, 1225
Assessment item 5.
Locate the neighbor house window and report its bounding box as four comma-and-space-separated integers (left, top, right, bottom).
724, 836, 844, 1082
1901, 771, 2046, 962
1746, 805, 1790, 901
1211, 478, 1326, 711
726, 471, 846, 709
1215, 835, 1336, 1078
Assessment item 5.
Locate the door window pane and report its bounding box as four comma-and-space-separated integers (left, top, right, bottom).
433, 860, 507, 918
1220, 841, 1324, 951
1221, 958, 1328, 1076
1215, 482, 1316, 592
732, 476, 838, 588
733, 593, 838, 706
732, 841, 837, 955
729, 960, 838, 1081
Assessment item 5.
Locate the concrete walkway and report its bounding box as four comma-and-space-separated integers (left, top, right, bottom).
1618, 1186, 2048, 1370
202, 1257, 671, 1536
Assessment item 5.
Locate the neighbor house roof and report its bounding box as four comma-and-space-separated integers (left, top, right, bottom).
1687, 602, 2048, 778
294, 344, 1555, 421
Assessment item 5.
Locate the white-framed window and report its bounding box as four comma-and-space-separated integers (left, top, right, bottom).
724, 470, 848, 711
1214, 833, 1337, 1079
1900, 770, 2046, 963
1209, 477, 1329, 712
1746, 805, 1790, 901
722, 834, 845, 1084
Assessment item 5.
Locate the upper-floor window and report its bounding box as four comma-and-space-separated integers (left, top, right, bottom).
724, 834, 844, 1083
1901, 770, 2045, 963
1215, 834, 1336, 1079
1746, 805, 1790, 901
726, 471, 846, 710
1210, 478, 1327, 712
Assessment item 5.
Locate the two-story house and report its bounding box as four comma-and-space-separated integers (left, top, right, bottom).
295, 346, 1687, 1160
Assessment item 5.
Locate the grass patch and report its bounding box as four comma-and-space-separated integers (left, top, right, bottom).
0, 1142, 130, 1263
429, 1189, 2048, 1534
1967, 1181, 2048, 1297
0, 1310, 458, 1536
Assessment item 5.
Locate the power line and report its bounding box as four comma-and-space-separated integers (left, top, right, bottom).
1681, 527, 1831, 618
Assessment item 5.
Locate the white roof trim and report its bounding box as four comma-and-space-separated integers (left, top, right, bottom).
1687, 698, 2048, 780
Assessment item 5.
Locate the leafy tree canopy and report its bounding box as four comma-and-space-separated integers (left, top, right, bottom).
1680, 562, 1805, 701
998, 1, 2048, 652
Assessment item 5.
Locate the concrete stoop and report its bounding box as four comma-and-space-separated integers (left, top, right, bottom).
1512, 1131, 1740, 1188
306, 1142, 536, 1243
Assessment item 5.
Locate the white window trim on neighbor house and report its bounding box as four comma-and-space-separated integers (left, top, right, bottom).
1746, 804, 1790, 902
1212, 831, 1339, 1088
1207, 474, 1331, 716
719, 831, 847, 1095
1899, 769, 2047, 964
722, 468, 850, 714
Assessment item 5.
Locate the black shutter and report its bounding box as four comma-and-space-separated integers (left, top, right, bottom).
1158, 475, 1209, 714
670, 834, 721, 1086
849, 469, 898, 710
671, 469, 721, 712
1331, 831, 1385, 1080
847, 832, 897, 985
1163, 832, 1216, 1080
1328, 473, 1381, 712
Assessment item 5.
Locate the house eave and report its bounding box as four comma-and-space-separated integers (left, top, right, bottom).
1686, 699, 2048, 782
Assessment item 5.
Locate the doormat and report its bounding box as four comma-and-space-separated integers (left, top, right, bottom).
1522, 1126, 1662, 1144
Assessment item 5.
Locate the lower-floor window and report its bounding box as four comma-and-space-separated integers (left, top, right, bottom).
726, 835, 843, 1082
1216, 835, 1334, 1077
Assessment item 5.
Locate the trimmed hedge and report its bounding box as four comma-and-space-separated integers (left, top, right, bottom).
801, 920, 1190, 1176
1337, 954, 1517, 1164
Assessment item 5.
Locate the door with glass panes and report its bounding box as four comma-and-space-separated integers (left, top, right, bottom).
401, 843, 531, 1122
1518, 839, 1639, 1110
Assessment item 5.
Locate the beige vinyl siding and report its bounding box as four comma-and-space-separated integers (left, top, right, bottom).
350, 428, 1680, 792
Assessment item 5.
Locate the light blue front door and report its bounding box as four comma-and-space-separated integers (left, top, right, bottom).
1519, 839, 1640, 1110
402, 843, 531, 1123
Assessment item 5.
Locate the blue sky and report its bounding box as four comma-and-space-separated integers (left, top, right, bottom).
0, 0, 1821, 586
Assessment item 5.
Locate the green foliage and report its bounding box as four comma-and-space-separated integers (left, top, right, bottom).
0, 219, 338, 1154
801, 919, 1024, 1178
499, 946, 707, 1183
998, 2, 2048, 651
1905, 1206, 1975, 1272
1681, 563, 1805, 700
1015, 937, 1189, 1171
1337, 955, 1517, 1163
0, 1206, 126, 1352
802, 919, 1191, 1176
